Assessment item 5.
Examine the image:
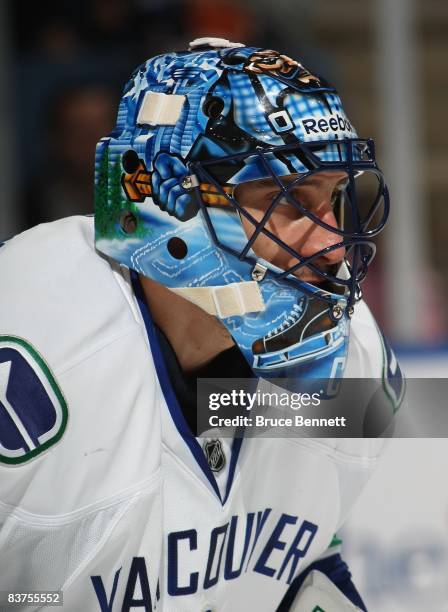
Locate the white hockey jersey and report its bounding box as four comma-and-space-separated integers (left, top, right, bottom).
0, 217, 403, 611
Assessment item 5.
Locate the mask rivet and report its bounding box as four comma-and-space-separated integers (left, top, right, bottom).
181, 174, 199, 190
252, 263, 268, 282
181, 176, 193, 190
347, 305, 355, 318
332, 304, 344, 320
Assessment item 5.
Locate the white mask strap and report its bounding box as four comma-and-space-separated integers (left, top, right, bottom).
170, 281, 265, 318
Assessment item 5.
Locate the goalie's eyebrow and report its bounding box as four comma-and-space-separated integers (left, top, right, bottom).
235, 175, 305, 190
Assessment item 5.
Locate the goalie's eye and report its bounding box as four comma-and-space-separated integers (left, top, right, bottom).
331, 180, 348, 208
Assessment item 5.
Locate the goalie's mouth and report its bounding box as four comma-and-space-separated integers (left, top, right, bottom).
290, 265, 347, 295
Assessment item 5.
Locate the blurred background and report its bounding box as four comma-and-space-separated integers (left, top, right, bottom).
1, 1, 448, 609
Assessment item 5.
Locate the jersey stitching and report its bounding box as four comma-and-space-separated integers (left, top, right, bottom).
61, 490, 151, 590
54, 324, 141, 376
0, 468, 161, 525
281, 437, 382, 467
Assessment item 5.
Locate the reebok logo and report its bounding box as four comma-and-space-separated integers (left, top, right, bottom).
301, 113, 355, 136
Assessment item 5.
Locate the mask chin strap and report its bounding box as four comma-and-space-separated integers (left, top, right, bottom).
170, 280, 265, 318
169, 261, 268, 318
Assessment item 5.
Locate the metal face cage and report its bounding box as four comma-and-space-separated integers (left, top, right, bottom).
189, 139, 390, 308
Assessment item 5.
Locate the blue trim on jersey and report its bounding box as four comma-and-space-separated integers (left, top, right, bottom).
131, 271, 243, 506
223, 437, 243, 504
275, 553, 367, 611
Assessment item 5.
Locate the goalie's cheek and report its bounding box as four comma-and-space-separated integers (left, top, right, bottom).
296, 210, 346, 265
238, 208, 346, 280
238, 212, 285, 263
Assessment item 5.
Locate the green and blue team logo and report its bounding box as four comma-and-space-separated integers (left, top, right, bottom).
0, 336, 68, 465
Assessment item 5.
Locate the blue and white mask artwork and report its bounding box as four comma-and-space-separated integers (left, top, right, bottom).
94, 38, 389, 380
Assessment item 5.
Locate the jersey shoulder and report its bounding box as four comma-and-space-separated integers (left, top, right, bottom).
0, 217, 161, 512
0, 216, 142, 371
345, 299, 406, 434
348, 300, 403, 385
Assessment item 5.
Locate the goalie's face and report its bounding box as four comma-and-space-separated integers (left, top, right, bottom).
234, 170, 348, 285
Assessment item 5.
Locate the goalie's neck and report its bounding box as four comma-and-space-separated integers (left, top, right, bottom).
138, 275, 235, 373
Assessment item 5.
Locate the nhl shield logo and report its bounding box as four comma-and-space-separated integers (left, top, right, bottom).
203, 439, 226, 473
0, 336, 68, 465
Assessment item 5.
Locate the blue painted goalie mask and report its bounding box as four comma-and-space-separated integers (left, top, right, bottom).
94, 38, 389, 379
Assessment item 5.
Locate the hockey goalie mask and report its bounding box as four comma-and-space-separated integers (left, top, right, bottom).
94, 38, 389, 379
